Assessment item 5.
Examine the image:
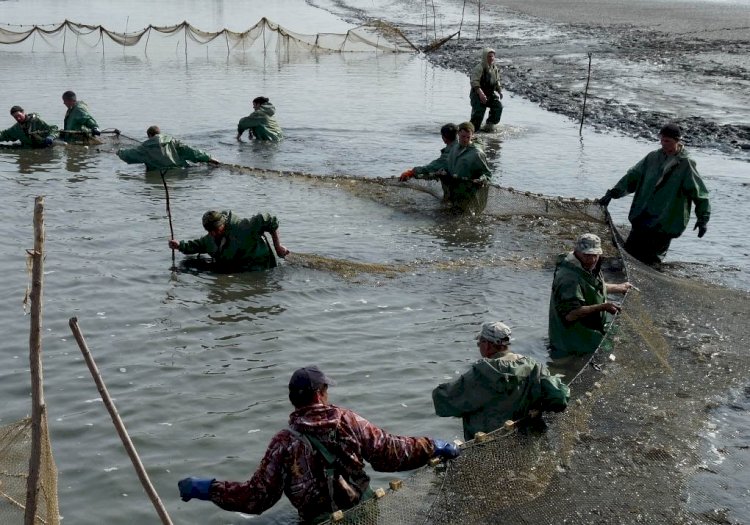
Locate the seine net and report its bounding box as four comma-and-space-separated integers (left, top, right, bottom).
0, 417, 60, 525
257, 174, 749, 525
0, 18, 416, 56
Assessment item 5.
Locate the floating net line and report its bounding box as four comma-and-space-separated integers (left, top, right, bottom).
0, 18, 417, 55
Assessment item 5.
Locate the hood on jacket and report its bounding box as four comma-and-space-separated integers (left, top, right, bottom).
258, 103, 276, 117
472, 355, 532, 393
289, 403, 343, 436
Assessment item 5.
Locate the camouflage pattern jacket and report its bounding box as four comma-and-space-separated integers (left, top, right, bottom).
209, 403, 436, 523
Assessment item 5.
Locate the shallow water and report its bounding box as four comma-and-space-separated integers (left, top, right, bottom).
0, 0, 748, 524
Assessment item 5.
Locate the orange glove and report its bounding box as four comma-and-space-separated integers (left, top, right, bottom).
400, 169, 415, 182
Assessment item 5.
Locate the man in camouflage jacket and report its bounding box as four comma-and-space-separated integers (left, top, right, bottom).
178, 366, 460, 523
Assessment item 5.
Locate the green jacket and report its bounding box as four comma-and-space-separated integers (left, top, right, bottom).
548, 252, 609, 356
414, 144, 452, 177
433, 353, 569, 441
469, 47, 502, 96
419, 141, 492, 209
237, 103, 283, 141
117, 134, 212, 171
63, 101, 99, 134
0, 113, 59, 147
609, 146, 710, 236
178, 211, 279, 271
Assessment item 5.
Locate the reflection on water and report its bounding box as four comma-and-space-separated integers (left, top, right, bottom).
0, 0, 748, 524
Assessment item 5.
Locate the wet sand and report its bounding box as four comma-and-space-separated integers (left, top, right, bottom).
425, 0, 750, 153
488, 0, 750, 41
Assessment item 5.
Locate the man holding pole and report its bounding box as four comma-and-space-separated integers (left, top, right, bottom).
61, 91, 101, 140
168, 210, 289, 272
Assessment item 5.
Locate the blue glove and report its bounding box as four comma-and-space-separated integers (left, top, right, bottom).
432, 439, 461, 460
178, 476, 215, 502
43, 136, 54, 147
92, 127, 101, 136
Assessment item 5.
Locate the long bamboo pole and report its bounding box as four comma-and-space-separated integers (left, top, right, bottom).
24, 196, 46, 525
68, 317, 175, 525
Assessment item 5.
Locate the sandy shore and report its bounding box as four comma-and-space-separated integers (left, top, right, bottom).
421, 0, 750, 153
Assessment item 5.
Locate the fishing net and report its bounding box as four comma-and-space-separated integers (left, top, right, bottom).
0, 18, 415, 55
243, 173, 749, 525
0, 417, 60, 525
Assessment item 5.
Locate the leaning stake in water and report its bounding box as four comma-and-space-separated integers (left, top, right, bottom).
160, 169, 176, 269
68, 317, 175, 525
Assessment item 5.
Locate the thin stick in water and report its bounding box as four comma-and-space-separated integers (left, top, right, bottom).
580, 52, 593, 135
68, 317, 175, 525
160, 169, 176, 269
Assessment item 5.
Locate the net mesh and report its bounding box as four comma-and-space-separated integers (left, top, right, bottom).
251, 173, 749, 525
0, 18, 415, 55
0, 417, 60, 525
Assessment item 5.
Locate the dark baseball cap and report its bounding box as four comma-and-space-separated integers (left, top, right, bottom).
288, 366, 336, 391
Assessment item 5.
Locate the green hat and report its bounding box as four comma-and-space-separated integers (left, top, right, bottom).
202, 210, 226, 231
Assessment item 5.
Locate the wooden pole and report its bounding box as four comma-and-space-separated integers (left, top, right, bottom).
68, 317, 175, 525
160, 169, 176, 269
24, 197, 45, 525
580, 52, 593, 136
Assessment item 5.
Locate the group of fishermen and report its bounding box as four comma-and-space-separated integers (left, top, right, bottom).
0, 92, 282, 170
2, 46, 711, 525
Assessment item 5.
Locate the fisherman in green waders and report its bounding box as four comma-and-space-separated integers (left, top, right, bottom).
117, 125, 219, 171
548, 234, 632, 357
61, 91, 101, 140
0, 106, 58, 147
237, 96, 283, 141
177, 366, 460, 524
433, 321, 569, 440
469, 47, 503, 133
168, 210, 289, 272
598, 123, 711, 266
400, 122, 492, 213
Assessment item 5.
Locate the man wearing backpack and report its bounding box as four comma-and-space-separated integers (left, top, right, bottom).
433, 322, 569, 440
178, 366, 460, 523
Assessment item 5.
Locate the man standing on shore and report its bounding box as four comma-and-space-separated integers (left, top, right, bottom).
598, 123, 710, 265
469, 47, 503, 133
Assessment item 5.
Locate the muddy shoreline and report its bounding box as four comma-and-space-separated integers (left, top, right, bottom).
423, 0, 750, 154
316, 0, 750, 155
